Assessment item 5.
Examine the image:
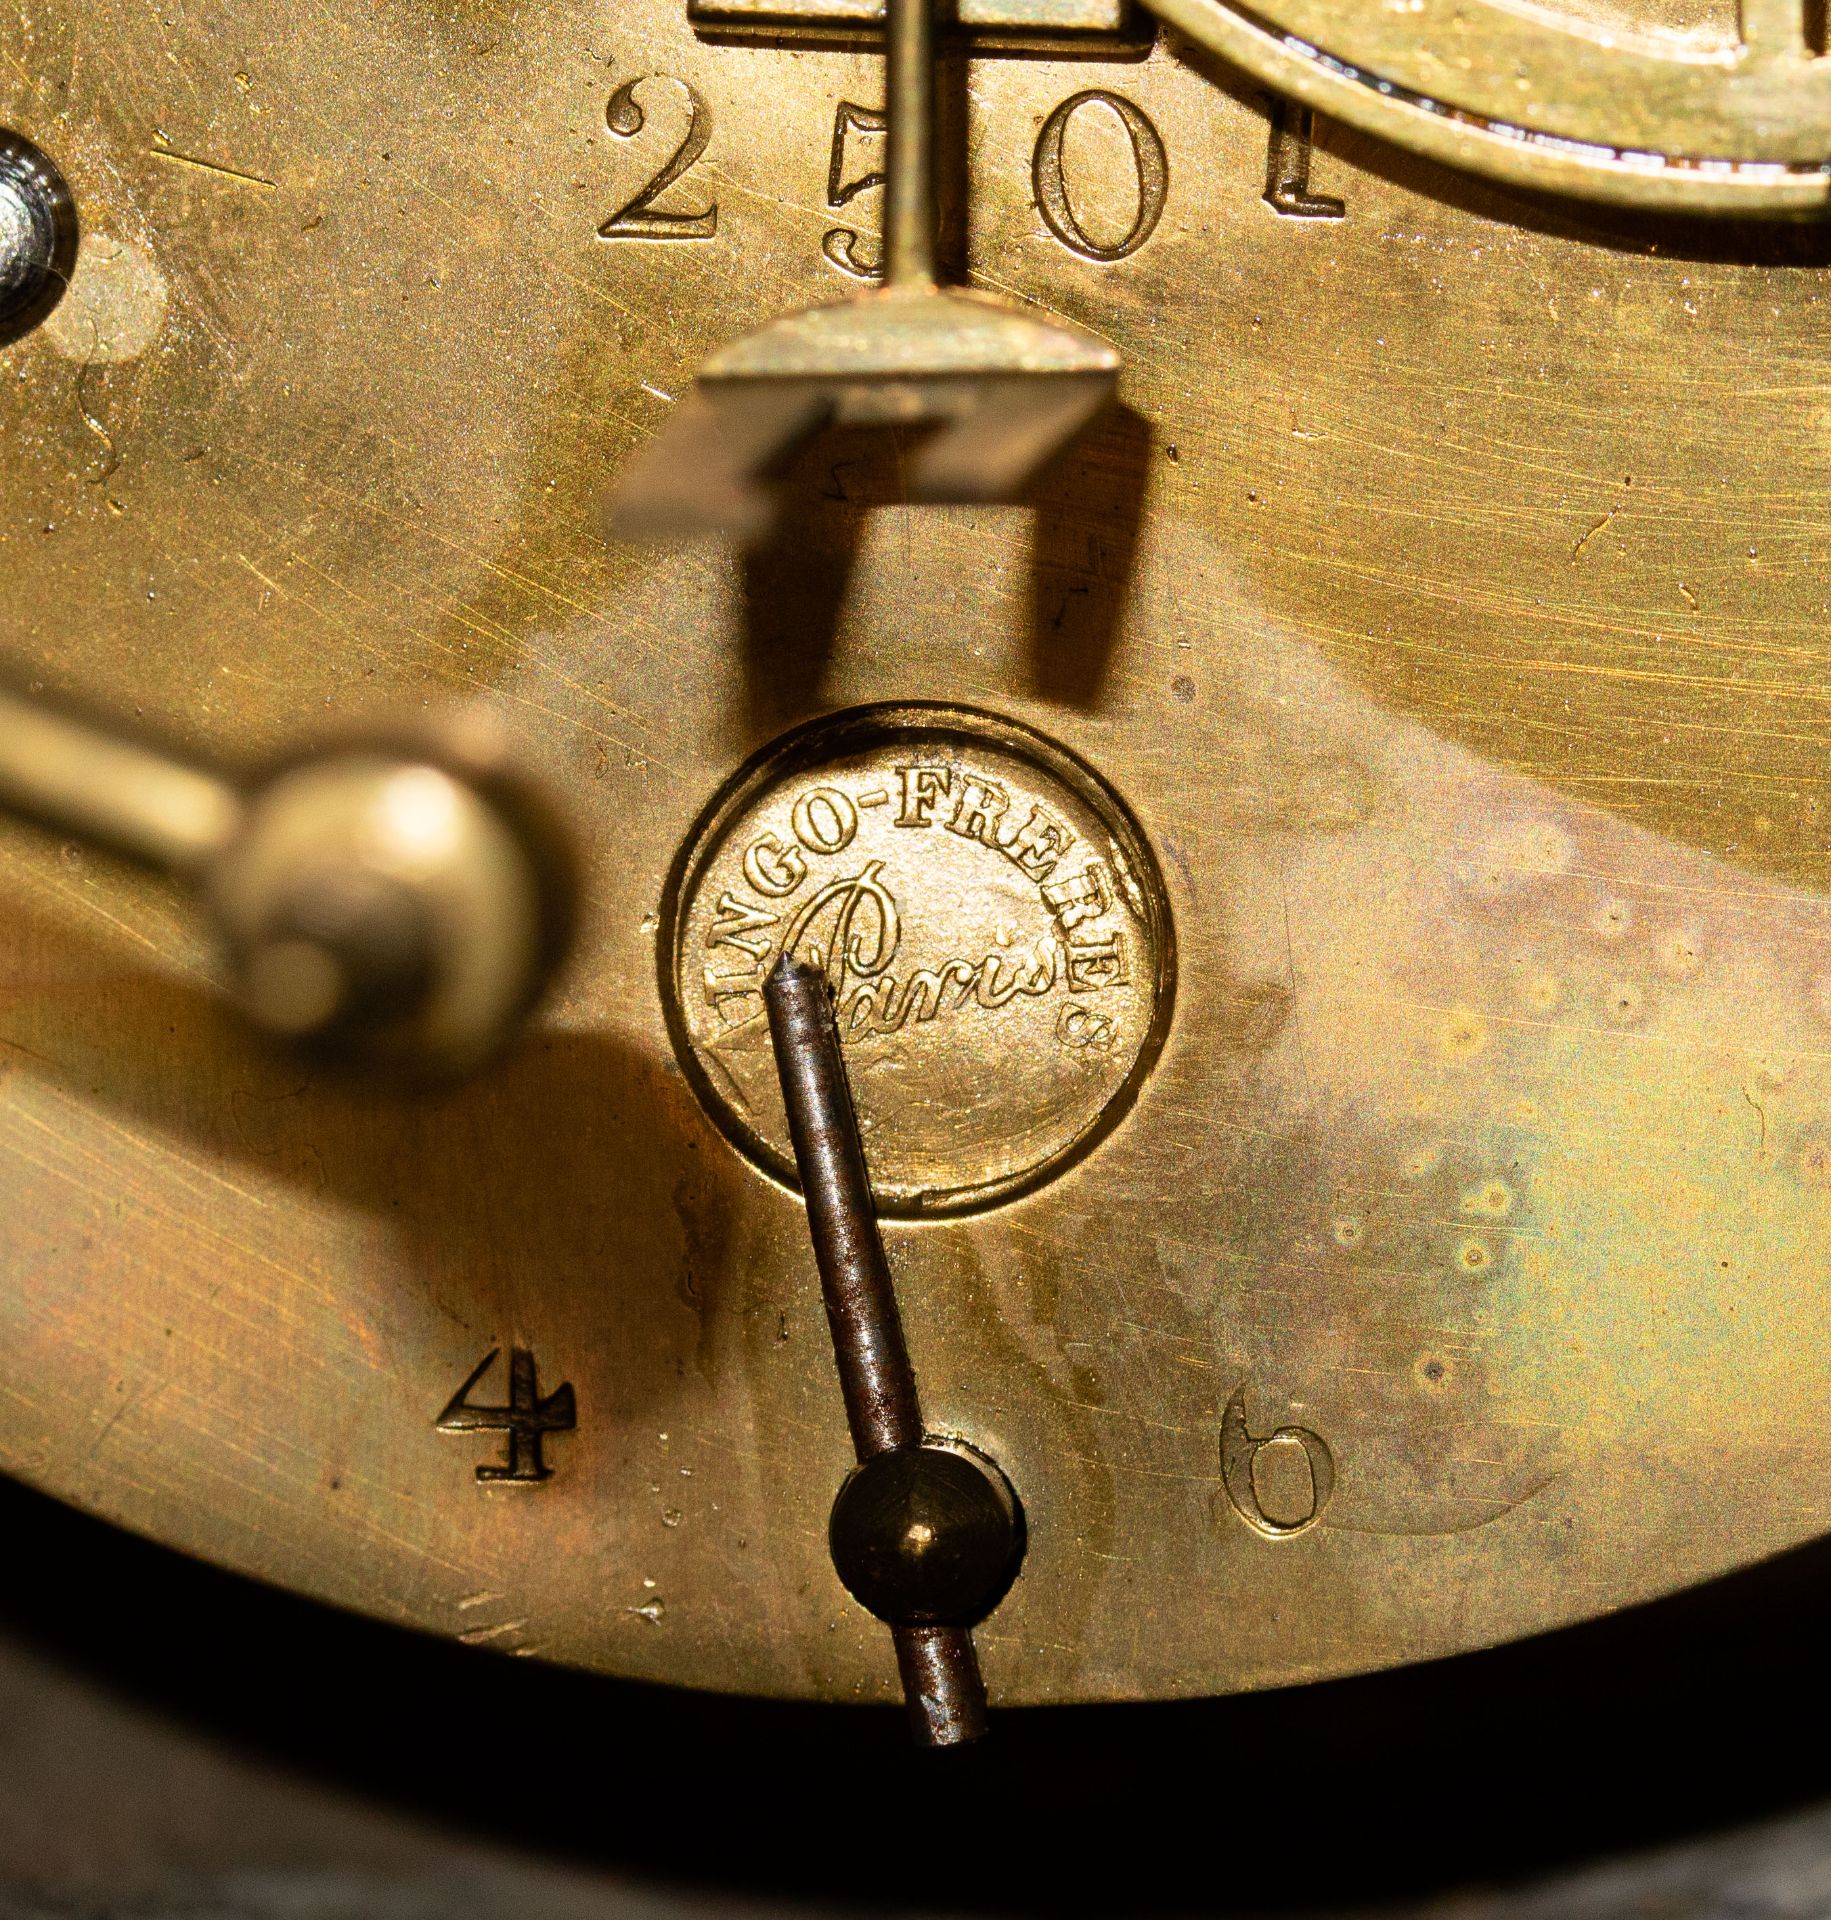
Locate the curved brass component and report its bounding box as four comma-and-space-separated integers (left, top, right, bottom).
684, 0, 1831, 213
1147, 0, 1831, 214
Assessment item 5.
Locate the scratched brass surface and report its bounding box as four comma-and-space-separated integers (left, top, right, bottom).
6, 1, 1831, 1705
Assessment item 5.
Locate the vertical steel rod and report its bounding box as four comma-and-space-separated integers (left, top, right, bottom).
763, 955, 990, 1747
882, 0, 938, 288
895, 1624, 989, 1747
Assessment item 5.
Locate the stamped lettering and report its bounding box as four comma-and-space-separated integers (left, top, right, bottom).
822, 101, 888, 280
663, 707, 1174, 1216
437, 1348, 576, 1484
1220, 1384, 1335, 1536
1263, 98, 1345, 220
707, 765, 1126, 1042
601, 77, 718, 240
1033, 90, 1168, 263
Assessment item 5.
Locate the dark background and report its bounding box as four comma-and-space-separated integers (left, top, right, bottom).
2, 1472, 1830, 1918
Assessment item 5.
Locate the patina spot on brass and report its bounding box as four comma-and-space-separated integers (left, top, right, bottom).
661, 704, 1173, 1214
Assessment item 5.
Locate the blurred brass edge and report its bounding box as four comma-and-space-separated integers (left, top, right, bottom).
1146, 0, 1831, 215
655, 702, 1178, 1219
0, 679, 580, 1081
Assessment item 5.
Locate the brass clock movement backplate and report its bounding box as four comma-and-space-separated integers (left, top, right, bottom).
5, 0, 1831, 1708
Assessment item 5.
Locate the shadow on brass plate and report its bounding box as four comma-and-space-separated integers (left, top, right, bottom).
0, 881, 751, 1433
734, 407, 1149, 733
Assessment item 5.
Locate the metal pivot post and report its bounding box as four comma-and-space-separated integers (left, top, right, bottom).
610, 0, 1120, 543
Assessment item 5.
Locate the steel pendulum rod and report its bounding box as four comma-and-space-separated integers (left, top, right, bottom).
882, 0, 938, 289
764, 956, 924, 1457
765, 955, 1021, 1748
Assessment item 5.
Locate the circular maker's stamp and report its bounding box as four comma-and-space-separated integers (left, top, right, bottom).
661, 705, 1175, 1215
